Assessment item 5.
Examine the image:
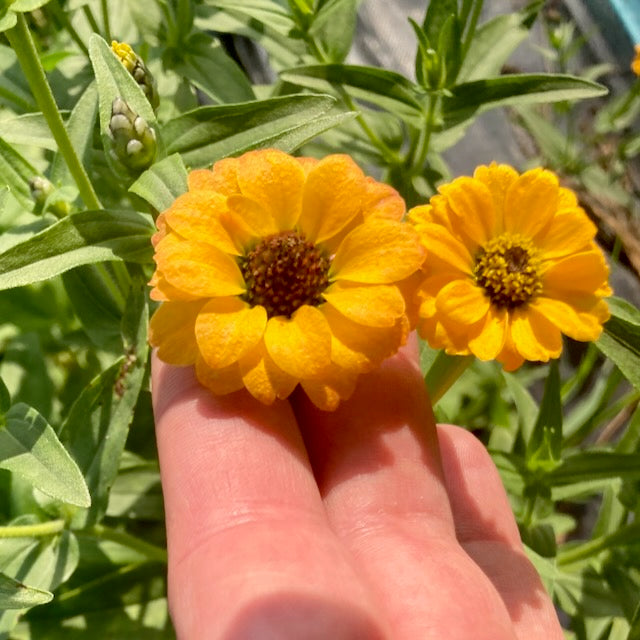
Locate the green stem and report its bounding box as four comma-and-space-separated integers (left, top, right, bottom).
0, 519, 65, 539
89, 524, 168, 563
101, 0, 112, 41
51, 0, 90, 58
82, 4, 101, 35
413, 93, 439, 171
6, 14, 100, 211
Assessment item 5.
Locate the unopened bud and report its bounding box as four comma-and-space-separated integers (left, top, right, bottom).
111, 40, 159, 109
109, 97, 157, 171
28, 176, 72, 217
29, 175, 54, 205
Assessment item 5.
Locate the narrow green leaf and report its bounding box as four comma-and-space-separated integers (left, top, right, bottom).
0, 377, 9, 416
628, 601, 640, 640
0, 137, 38, 210
442, 74, 608, 128
423, 351, 474, 404
0, 112, 56, 149
0, 572, 53, 609
129, 153, 188, 212
63, 275, 149, 527
596, 297, 640, 390
308, 0, 361, 63
548, 451, 640, 486
0, 404, 91, 507
0, 209, 155, 291
0, 43, 36, 111
162, 94, 355, 167
528, 361, 562, 463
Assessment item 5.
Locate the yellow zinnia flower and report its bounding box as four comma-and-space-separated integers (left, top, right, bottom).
408, 163, 611, 371
149, 149, 425, 410
632, 44, 640, 76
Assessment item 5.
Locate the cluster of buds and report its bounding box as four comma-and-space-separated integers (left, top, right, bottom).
28, 176, 71, 217
109, 97, 157, 171
111, 40, 159, 109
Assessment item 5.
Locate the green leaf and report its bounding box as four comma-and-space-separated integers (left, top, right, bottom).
527, 361, 562, 464
0, 43, 35, 111
0, 403, 91, 507
423, 350, 474, 405
62, 275, 149, 527
422, 0, 457, 48
548, 451, 640, 486
175, 32, 255, 104
628, 601, 640, 640
0, 572, 52, 609
308, 0, 360, 63
442, 73, 608, 128
0, 377, 9, 416
162, 93, 355, 167
0, 209, 155, 291
0, 113, 56, 150
596, 297, 640, 390
280, 64, 425, 120
0, 136, 38, 210
129, 153, 188, 212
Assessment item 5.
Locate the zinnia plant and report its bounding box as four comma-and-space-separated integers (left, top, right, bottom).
409, 163, 612, 370
149, 149, 425, 410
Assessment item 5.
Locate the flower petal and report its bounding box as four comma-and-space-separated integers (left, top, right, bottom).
298, 154, 365, 243
195, 297, 267, 368
496, 331, 525, 372
155, 240, 245, 298
239, 340, 298, 404
187, 169, 217, 192
473, 163, 518, 230
263, 305, 332, 378
435, 279, 491, 325
510, 306, 562, 362
149, 270, 200, 302
467, 306, 507, 360
504, 168, 559, 237
149, 300, 205, 365
531, 296, 604, 341
195, 356, 245, 395
542, 250, 609, 294
164, 191, 239, 254
331, 220, 425, 284
439, 176, 494, 246
362, 177, 405, 221
323, 282, 405, 327
301, 364, 358, 411
537, 208, 597, 259
208, 157, 240, 195
226, 195, 278, 238
415, 223, 473, 274
235, 149, 304, 230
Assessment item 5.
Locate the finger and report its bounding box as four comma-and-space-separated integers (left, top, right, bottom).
292, 338, 517, 639
437, 424, 564, 640
152, 356, 386, 639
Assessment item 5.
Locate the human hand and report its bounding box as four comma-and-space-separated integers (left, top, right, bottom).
152, 336, 563, 639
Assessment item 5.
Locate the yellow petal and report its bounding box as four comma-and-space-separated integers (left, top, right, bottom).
208, 157, 240, 195
301, 365, 358, 411
435, 279, 491, 325
263, 305, 332, 379
195, 297, 267, 368
542, 250, 609, 294
331, 220, 426, 284
156, 240, 245, 298
187, 169, 217, 192
164, 191, 239, 254
416, 273, 462, 318
149, 300, 205, 365
538, 208, 596, 259
504, 168, 559, 238
239, 340, 298, 404
298, 154, 365, 243
496, 331, 525, 372
226, 195, 278, 237
510, 306, 562, 362
467, 306, 507, 360
416, 223, 473, 274
149, 271, 200, 302
439, 176, 494, 246
473, 163, 519, 230
531, 297, 604, 342
323, 282, 405, 327
362, 177, 405, 221
195, 356, 245, 395
235, 149, 305, 230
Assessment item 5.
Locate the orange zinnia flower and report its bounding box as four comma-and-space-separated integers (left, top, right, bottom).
409, 163, 611, 371
149, 149, 425, 410
632, 44, 640, 76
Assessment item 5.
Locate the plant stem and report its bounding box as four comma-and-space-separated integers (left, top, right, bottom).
50, 0, 90, 59
6, 14, 101, 211
0, 519, 65, 539
89, 524, 168, 563
101, 0, 111, 41
82, 4, 101, 35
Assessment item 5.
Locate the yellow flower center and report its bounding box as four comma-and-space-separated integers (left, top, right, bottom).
474, 234, 542, 308
239, 230, 331, 318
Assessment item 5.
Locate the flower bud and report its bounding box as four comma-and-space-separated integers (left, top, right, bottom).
28, 176, 72, 217
28, 175, 54, 205
111, 40, 159, 110
109, 97, 157, 171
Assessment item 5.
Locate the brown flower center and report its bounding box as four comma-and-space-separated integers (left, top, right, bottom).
474, 234, 542, 308
239, 230, 331, 318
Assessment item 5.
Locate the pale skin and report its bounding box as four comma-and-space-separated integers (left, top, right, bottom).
152, 336, 564, 639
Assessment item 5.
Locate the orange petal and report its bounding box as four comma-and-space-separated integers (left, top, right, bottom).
416, 223, 473, 274
149, 271, 200, 302
208, 157, 240, 196
195, 356, 245, 395
226, 195, 278, 237
149, 300, 205, 365
195, 297, 267, 368
263, 305, 332, 379
239, 340, 298, 404
235, 149, 305, 230
301, 364, 358, 411
435, 279, 491, 325
537, 208, 596, 259
531, 296, 604, 342
323, 282, 405, 327
439, 176, 494, 246
496, 330, 525, 372
331, 220, 426, 284
155, 240, 245, 298
467, 306, 507, 360
510, 306, 562, 362
542, 250, 609, 294
361, 177, 405, 221
473, 163, 519, 231
164, 191, 239, 254
187, 169, 216, 192
503, 168, 559, 238
298, 154, 365, 244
